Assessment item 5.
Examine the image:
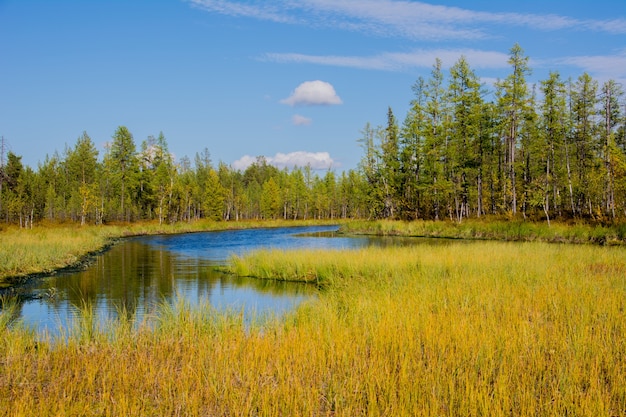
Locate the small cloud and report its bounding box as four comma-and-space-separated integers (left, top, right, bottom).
272, 151, 334, 169
232, 151, 335, 171
280, 80, 342, 106
292, 114, 312, 126
231, 155, 257, 171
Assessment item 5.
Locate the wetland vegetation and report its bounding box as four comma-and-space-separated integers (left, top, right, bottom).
2, 232, 625, 415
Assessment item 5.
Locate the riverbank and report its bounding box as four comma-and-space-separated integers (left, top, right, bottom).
3, 217, 625, 288
2, 239, 625, 415
339, 219, 626, 245
0, 219, 342, 288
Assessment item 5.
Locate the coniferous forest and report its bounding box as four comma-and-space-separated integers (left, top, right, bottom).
1, 45, 625, 226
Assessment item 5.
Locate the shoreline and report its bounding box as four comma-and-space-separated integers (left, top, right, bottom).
0, 219, 342, 293
2, 218, 625, 293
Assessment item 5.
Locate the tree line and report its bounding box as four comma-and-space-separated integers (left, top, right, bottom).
0, 128, 369, 227
1, 44, 625, 227
360, 44, 626, 224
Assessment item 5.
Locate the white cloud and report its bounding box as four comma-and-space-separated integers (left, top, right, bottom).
266, 48, 510, 72
292, 114, 312, 126
232, 151, 335, 170
230, 155, 257, 171
281, 80, 342, 106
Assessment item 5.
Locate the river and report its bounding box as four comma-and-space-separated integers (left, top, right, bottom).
9, 225, 380, 335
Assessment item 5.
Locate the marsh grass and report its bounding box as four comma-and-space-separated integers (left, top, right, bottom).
341, 218, 626, 245
0, 226, 112, 285
2, 240, 625, 415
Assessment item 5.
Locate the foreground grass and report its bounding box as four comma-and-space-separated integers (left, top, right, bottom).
341, 219, 626, 245
0, 219, 340, 286
2, 241, 625, 415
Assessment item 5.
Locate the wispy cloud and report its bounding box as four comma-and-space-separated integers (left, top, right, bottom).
188, 0, 626, 40
292, 114, 313, 126
265, 49, 511, 71
187, 0, 299, 24
189, 0, 626, 83
555, 50, 626, 83
232, 151, 335, 170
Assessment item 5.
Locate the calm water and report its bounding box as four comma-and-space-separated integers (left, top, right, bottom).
11, 225, 380, 335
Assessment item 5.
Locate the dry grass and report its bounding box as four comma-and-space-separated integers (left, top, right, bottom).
2, 240, 625, 415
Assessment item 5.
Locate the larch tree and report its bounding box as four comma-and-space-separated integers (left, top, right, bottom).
65, 132, 99, 225
260, 176, 281, 220
105, 126, 139, 221
380, 107, 400, 218
447, 56, 483, 221
496, 44, 531, 215
535, 72, 568, 223
423, 59, 449, 220
600, 80, 624, 219
570, 73, 599, 217
399, 76, 428, 219
357, 122, 384, 219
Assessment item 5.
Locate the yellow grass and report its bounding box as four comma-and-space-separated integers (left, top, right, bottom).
2, 240, 625, 415
0, 226, 113, 284
341, 218, 626, 245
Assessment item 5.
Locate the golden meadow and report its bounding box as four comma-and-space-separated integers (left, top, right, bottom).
1, 220, 625, 415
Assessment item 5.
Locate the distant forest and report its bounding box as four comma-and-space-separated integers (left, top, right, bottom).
1, 45, 625, 227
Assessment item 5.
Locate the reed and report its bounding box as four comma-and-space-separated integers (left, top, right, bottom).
1, 240, 625, 415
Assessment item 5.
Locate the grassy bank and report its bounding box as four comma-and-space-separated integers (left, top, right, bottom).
2, 217, 623, 286
0, 219, 340, 287
2, 241, 625, 415
340, 219, 626, 245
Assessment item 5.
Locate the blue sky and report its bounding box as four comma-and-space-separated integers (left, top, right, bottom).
1, 0, 625, 172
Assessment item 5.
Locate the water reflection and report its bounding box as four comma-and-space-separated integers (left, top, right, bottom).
4, 225, 457, 335
13, 226, 341, 335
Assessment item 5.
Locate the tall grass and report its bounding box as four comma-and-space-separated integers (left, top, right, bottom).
2, 241, 625, 415
0, 226, 113, 285
341, 218, 626, 245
